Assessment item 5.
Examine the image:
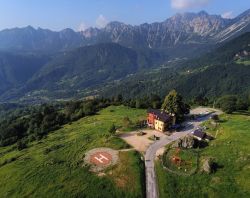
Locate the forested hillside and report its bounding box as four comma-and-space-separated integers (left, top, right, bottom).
0, 52, 49, 94
0, 43, 168, 102
100, 33, 250, 100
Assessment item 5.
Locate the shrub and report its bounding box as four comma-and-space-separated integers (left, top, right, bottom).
16, 139, 27, 151
108, 124, 116, 135
123, 117, 132, 128
216, 95, 237, 114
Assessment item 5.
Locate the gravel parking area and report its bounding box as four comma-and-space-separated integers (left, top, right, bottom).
119, 130, 166, 153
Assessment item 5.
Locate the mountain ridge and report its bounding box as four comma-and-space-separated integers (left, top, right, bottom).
0, 9, 249, 52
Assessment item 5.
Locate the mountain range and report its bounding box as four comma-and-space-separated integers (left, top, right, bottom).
0, 10, 249, 53
0, 9, 249, 103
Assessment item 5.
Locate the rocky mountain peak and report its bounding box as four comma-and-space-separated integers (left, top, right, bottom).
165, 11, 230, 36
81, 27, 100, 38
198, 10, 209, 16
105, 21, 127, 28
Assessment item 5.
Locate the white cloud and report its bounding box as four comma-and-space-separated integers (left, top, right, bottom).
171, 0, 211, 10
78, 22, 89, 32
96, 14, 108, 28
221, 11, 234, 19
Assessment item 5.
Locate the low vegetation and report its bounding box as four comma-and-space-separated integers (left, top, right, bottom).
236, 59, 250, 66
162, 148, 198, 175
215, 95, 249, 114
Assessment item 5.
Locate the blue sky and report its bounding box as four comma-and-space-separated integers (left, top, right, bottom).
0, 0, 249, 31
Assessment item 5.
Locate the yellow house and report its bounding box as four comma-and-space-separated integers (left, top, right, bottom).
154, 119, 166, 132
147, 109, 175, 132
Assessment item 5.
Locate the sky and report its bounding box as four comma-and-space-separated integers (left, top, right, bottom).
0, 0, 249, 31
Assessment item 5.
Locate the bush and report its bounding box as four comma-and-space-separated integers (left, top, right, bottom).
216, 95, 249, 114
16, 139, 27, 151
236, 99, 248, 110
123, 117, 132, 128
108, 124, 116, 135
216, 95, 237, 114
211, 114, 219, 122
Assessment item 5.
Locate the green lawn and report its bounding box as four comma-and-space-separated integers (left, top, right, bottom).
162, 148, 198, 175
236, 59, 250, 66
0, 105, 146, 198
156, 113, 250, 198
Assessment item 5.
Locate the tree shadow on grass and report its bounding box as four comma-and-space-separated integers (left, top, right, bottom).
212, 162, 224, 173
217, 119, 228, 123
197, 140, 209, 148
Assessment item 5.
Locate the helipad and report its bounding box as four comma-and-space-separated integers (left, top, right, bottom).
84, 148, 119, 172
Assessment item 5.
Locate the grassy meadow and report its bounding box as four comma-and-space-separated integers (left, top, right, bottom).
162, 148, 198, 175
156, 113, 250, 198
236, 59, 250, 66
0, 106, 146, 198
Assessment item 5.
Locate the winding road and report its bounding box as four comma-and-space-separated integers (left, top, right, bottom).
145, 108, 221, 198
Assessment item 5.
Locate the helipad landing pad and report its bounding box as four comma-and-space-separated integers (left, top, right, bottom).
90, 152, 112, 166
84, 148, 119, 172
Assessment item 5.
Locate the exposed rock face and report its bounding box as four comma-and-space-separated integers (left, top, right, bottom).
172, 135, 196, 148
215, 9, 250, 42
83, 11, 230, 49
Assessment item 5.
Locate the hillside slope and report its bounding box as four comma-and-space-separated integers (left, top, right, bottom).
0, 27, 84, 52
156, 113, 250, 197
0, 43, 168, 102
0, 106, 146, 198
0, 52, 49, 94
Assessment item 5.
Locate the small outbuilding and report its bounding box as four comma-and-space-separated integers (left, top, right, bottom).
191, 129, 214, 141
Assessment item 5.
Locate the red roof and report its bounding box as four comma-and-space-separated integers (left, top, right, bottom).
147, 109, 171, 123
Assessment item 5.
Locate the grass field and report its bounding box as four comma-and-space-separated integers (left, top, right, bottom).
0, 105, 146, 198
156, 113, 250, 198
162, 148, 198, 175
236, 59, 250, 66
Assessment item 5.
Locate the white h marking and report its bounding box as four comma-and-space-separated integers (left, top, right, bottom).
94, 154, 109, 163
